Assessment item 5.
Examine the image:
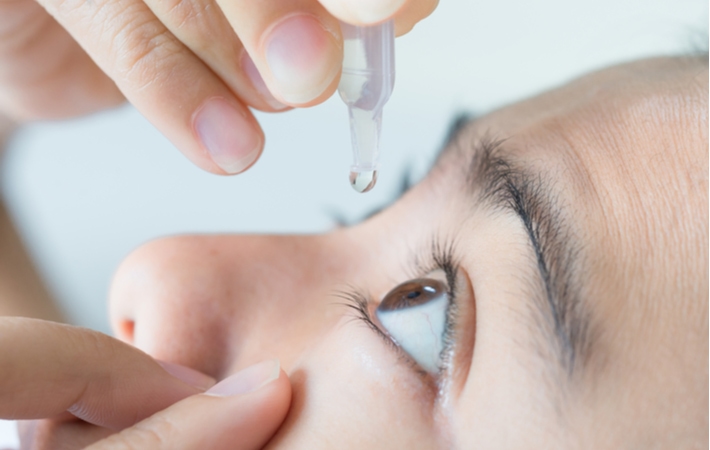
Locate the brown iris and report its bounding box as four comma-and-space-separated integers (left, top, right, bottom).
376, 278, 448, 312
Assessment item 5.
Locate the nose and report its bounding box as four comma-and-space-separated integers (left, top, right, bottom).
109, 233, 352, 378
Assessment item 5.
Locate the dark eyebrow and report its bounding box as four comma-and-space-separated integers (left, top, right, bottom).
450, 128, 593, 378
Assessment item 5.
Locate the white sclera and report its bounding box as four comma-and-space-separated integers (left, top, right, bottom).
375, 294, 448, 374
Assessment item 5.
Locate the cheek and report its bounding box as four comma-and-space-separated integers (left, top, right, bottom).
266, 317, 444, 449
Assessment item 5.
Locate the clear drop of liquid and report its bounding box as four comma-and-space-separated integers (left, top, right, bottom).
350, 170, 377, 193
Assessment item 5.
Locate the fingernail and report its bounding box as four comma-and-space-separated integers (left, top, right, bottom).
157, 360, 216, 390
241, 51, 287, 111
194, 97, 263, 174
265, 14, 340, 104
205, 359, 280, 397
349, 0, 407, 23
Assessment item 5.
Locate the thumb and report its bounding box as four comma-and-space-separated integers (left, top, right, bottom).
0, 318, 213, 429
319, 0, 438, 35
88, 360, 291, 450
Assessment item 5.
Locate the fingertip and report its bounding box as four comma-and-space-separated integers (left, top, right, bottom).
202, 360, 291, 447
90, 365, 293, 449
261, 13, 343, 106
393, 0, 439, 36
192, 97, 265, 175
276, 69, 341, 108
394, 19, 415, 37
264, 367, 293, 419
157, 360, 216, 391
240, 51, 290, 112
321, 0, 407, 25
213, 368, 292, 449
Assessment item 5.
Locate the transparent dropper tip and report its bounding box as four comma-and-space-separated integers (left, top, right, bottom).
346, 106, 381, 193
338, 20, 394, 194
349, 170, 378, 193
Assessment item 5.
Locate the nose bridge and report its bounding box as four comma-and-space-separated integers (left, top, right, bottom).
235, 233, 348, 301
224, 232, 354, 374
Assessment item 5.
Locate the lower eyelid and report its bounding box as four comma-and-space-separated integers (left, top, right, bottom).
337, 289, 409, 361
344, 309, 443, 416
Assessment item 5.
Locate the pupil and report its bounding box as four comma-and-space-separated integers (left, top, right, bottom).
407, 291, 421, 299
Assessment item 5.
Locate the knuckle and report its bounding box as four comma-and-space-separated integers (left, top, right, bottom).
161, 0, 209, 31
110, 17, 182, 89
40, 0, 185, 94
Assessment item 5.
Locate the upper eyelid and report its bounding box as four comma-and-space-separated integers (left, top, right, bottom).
405, 237, 460, 285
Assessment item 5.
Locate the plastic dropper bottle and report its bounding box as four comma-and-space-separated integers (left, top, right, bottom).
338, 20, 395, 193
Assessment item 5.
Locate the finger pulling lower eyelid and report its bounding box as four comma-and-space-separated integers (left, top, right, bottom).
157, 360, 216, 390
193, 97, 263, 174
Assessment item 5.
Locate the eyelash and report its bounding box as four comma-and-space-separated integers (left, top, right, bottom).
337, 237, 461, 378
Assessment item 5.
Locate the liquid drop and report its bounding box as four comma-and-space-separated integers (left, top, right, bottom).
349, 170, 377, 193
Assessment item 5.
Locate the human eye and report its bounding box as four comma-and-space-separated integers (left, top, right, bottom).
340, 241, 466, 377
375, 276, 453, 374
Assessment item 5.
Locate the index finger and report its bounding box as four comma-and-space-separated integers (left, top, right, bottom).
0, 318, 210, 430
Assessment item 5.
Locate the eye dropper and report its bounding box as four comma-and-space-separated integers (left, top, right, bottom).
338, 20, 395, 193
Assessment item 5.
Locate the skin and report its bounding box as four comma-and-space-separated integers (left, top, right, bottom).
0, 318, 291, 450
23, 56, 709, 448
0, 0, 437, 174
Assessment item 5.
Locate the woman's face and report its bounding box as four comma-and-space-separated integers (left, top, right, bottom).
110, 57, 708, 449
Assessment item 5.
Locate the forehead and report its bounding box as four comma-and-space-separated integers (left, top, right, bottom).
443, 57, 708, 299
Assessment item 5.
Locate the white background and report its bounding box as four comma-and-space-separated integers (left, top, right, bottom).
0, 0, 705, 446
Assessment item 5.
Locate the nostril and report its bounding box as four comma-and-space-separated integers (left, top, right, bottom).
116, 319, 135, 343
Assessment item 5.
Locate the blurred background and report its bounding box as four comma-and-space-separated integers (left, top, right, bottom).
0, 0, 706, 444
